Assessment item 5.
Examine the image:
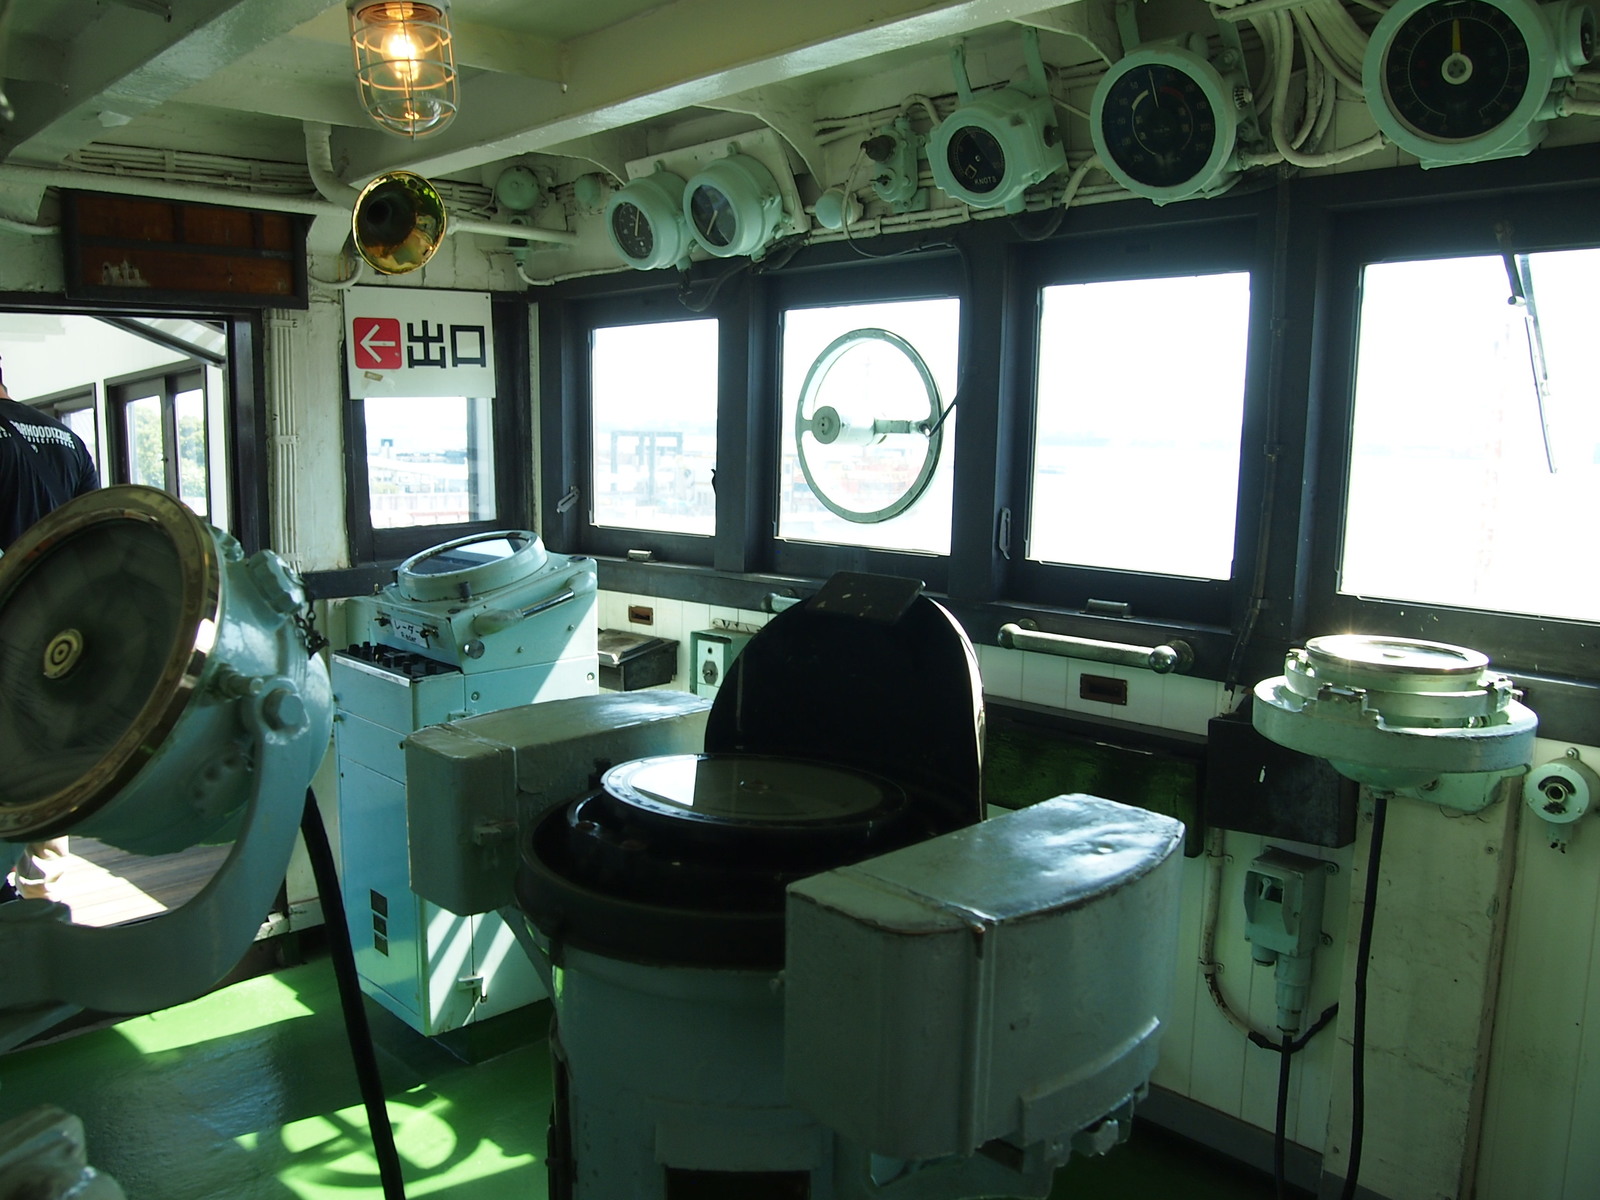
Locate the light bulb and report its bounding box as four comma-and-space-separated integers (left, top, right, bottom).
348, 0, 457, 137
381, 27, 422, 85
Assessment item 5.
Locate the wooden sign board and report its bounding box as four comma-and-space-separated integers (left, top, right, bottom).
60, 191, 308, 309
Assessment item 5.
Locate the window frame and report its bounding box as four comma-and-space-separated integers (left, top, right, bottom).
763, 253, 966, 592
32, 386, 100, 475
0, 299, 267, 553
559, 292, 725, 568
1307, 180, 1600, 686
106, 362, 211, 513
536, 149, 1600, 741
1003, 206, 1276, 630
344, 296, 533, 565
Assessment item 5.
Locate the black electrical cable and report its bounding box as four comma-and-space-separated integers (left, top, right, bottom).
300, 789, 408, 1200
1340, 790, 1389, 1200
1009, 201, 1065, 242
1255, 1000, 1339, 1200
1247, 1002, 1339, 1054
1275, 1032, 1293, 1200
675, 259, 747, 314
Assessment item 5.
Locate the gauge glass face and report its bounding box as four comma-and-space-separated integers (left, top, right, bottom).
606, 755, 901, 826
945, 125, 1007, 195
408, 534, 527, 575
1100, 63, 1218, 189
609, 201, 655, 261
0, 519, 189, 809
1383, 0, 1532, 141
688, 184, 737, 248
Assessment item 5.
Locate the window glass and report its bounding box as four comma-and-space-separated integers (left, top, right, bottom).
127, 395, 164, 489
779, 298, 958, 554
1031, 273, 1249, 579
590, 320, 718, 536
58, 406, 98, 475
1343, 251, 1600, 622
176, 386, 209, 518
364, 395, 496, 529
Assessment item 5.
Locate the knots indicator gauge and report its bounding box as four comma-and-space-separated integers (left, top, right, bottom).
604, 170, 692, 271
928, 94, 1065, 211
1091, 45, 1241, 204
944, 125, 1007, 196
1364, 0, 1597, 166
927, 28, 1066, 214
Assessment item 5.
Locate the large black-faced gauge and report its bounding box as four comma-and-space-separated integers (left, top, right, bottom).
927, 30, 1067, 213
604, 170, 692, 271
1363, 0, 1597, 166
1090, 45, 1241, 204
682, 154, 785, 259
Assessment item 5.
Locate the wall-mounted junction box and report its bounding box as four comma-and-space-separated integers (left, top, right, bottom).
689, 627, 754, 699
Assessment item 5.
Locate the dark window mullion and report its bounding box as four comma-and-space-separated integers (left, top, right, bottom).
106, 386, 131, 486
716, 276, 765, 574
160, 376, 181, 495
947, 231, 1016, 607
343, 395, 376, 565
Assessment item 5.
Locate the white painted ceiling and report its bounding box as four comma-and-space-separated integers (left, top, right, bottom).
0, 0, 1102, 197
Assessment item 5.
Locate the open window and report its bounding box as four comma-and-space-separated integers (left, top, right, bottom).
0, 310, 247, 541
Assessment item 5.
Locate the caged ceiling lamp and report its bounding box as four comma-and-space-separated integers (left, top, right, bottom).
347, 0, 458, 139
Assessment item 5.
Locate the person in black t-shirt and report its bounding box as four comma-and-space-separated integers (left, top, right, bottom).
0, 370, 99, 550
0, 360, 100, 903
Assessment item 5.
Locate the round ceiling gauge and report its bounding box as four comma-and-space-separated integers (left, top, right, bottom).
604, 170, 692, 271
682, 154, 785, 259
1363, 0, 1597, 165
928, 89, 1066, 212
1091, 45, 1240, 204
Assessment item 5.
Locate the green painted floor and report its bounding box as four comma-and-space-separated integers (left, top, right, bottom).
0, 950, 1294, 1199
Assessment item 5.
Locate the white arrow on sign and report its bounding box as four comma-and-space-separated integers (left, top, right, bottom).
359, 324, 397, 359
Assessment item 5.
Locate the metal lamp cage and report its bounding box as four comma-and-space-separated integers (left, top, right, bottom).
348, 1, 458, 138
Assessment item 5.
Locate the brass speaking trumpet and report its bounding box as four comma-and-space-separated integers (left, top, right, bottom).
352, 170, 447, 275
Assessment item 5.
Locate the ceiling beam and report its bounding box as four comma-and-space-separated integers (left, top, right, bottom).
0, 0, 336, 166
0, 34, 69, 85
337, 0, 1067, 181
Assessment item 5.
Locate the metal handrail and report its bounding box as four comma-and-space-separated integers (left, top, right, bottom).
998, 623, 1194, 675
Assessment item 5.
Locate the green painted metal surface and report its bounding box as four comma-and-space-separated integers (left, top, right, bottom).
0, 952, 1292, 1199
985, 702, 1205, 856
0, 958, 551, 1199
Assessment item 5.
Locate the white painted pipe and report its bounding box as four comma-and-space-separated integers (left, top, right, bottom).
0, 163, 578, 246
